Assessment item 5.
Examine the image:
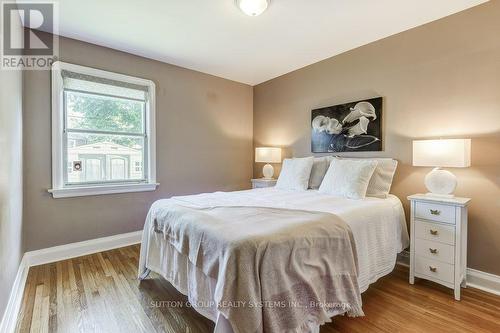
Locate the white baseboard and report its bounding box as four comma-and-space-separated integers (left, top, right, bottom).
0, 230, 142, 333
0, 256, 30, 333
397, 250, 500, 296
25, 230, 142, 267
467, 268, 500, 296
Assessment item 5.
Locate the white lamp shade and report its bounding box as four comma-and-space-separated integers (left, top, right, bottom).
255, 147, 281, 163
413, 139, 471, 168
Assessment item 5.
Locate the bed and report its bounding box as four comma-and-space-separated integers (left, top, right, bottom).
138, 187, 409, 333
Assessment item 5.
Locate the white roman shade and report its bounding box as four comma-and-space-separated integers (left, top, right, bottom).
61, 69, 149, 101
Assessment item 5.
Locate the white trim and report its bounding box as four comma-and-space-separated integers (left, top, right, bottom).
0, 256, 29, 333
25, 230, 142, 267
51, 61, 64, 191
397, 250, 500, 296
0, 231, 142, 333
467, 268, 500, 296
50, 61, 157, 198
48, 182, 159, 198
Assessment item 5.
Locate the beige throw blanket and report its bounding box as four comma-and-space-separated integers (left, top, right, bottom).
147, 204, 363, 333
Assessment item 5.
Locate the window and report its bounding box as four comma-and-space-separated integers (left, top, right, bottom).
49, 61, 157, 198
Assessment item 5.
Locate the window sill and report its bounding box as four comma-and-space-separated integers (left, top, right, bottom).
48, 183, 159, 198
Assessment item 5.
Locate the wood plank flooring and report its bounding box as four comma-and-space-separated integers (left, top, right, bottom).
15, 245, 500, 333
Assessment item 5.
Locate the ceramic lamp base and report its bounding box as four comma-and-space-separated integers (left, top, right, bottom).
262, 163, 274, 179
424, 167, 457, 197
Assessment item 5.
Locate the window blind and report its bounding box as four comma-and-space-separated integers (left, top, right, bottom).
61, 69, 149, 101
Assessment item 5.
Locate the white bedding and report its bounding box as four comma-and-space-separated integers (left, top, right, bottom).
143, 187, 409, 293
140, 188, 409, 332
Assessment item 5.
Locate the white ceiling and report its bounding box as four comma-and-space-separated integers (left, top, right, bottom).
50, 0, 487, 85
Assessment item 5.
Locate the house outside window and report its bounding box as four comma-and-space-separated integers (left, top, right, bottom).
49, 61, 158, 198
135, 161, 142, 172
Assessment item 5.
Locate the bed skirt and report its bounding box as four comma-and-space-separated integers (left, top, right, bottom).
142, 230, 322, 333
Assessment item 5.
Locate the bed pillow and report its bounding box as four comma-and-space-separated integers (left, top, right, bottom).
308, 157, 330, 189
318, 158, 378, 199
366, 159, 398, 198
336, 158, 398, 198
276, 157, 314, 191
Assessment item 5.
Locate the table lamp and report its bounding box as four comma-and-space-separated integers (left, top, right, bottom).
412, 139, 471, 198
255, 147, 282, 179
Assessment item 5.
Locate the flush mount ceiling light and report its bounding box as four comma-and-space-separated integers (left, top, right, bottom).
236, 0, 270, 16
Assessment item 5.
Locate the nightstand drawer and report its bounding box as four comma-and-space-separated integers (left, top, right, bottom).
415, 202, 455, 224
415, 220, 455, 245
415, 238, 454, 264
415, 256, 454, 284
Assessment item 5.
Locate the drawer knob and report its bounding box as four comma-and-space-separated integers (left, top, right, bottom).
429, 248, 438, 254
430, 209, 441, 216
429, 229, 438, 236
429, 266, 437, 273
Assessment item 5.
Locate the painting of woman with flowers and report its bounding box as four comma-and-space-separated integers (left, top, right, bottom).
311, 97, 382, 152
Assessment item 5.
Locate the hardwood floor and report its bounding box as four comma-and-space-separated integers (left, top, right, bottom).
15, 245, 500, 333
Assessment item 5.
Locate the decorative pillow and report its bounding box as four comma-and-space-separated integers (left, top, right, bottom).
366, 159, 398, 198
336, 158, 398, 198
276, 157, 314, 191
318, 158, 378, 199
308, 157, 330, 189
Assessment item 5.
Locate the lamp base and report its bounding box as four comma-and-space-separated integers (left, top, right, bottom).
424, 167, 457, 197
262, 163, 274, 179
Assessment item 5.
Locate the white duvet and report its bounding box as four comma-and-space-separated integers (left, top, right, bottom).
154, 187, 410, 292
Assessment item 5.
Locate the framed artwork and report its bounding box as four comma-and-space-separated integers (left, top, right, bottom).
311, 97, 382, 153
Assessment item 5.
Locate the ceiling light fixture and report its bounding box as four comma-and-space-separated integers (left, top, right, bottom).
236, 0, 270, 17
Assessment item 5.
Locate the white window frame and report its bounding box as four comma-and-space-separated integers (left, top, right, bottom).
48, 61, 158, 198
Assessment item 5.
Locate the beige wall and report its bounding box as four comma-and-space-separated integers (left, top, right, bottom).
0, 9, 23, 319
254, 1, 500, 275
23, 33, 253, 251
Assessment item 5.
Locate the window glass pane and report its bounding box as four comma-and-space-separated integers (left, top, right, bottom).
66, 132, 145, 185
85, 159, 102, 181
111, 158, 126, 180
66, 90, 144, 134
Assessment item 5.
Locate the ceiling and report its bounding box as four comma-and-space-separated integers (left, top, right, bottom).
48, 0, 487, 85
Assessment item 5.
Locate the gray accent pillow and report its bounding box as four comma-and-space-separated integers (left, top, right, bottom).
308, 157, 330, 189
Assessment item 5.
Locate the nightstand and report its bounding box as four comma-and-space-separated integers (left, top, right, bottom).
408, 194, 471, 300
251, 178, 277, 189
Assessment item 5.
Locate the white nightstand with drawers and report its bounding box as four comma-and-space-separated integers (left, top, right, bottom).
408, 194, 471, 300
